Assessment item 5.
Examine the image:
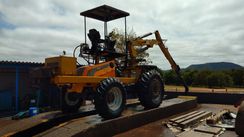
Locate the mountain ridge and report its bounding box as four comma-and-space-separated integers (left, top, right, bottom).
185, 62, 243, 71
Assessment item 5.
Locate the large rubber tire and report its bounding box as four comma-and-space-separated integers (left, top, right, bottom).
94, 78, 126, 119
61, 87, 83, 113
235, 101, 244, 136
138, 70, 164, 108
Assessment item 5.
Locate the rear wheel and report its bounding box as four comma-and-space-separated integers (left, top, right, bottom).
61, 87, 83, 113
94, 78, 126, 119
138, 70, 164, 108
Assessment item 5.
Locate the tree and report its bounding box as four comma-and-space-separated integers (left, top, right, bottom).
182, 70, 198, 86
229, 69, 244, 87
109, 28, 152, 64
163, 70, 181, 85
192, 70, 211, 86
161, 69, 239, 88
207, 72, 233, 88
109, 28, 134, 53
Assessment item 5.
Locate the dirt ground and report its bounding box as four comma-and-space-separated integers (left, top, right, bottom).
0, 117, 15, 130
165, 85, 244, 93
115, 104, 239, 137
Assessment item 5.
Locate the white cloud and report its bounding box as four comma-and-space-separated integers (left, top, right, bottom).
0, 0, 244, 69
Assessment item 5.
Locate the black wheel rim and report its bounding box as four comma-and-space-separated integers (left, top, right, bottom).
150, 78, 161, 103
106, 87, 123, 111
64, 92, 80, 106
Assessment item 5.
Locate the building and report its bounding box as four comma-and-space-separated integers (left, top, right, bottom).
0, 61, 43, 113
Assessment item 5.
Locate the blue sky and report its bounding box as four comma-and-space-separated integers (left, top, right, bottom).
0, 0, 244, 69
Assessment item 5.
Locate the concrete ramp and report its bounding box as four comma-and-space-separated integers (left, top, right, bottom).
39, 97, 197, 137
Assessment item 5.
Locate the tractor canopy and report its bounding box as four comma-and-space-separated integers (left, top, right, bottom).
79, 5, 130, 64
80, 5, 129, 22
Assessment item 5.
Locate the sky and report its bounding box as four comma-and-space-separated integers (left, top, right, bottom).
0, 0, 244, 69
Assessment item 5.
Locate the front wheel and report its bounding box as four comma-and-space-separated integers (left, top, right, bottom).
94, 78, 126, 119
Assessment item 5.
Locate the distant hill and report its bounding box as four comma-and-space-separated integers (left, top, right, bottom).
186, 62, 243, 71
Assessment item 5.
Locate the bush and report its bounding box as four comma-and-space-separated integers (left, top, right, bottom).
158, 68, 239, 88
229, 69, 244, 87
207, 72, 233, 88
192, 70, 211, 86
183, 70, 198, 86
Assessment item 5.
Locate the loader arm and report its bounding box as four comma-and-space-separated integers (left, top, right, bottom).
128, 30, 189, 93
154, 30, 189, 93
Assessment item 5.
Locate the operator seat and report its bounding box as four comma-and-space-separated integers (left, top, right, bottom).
105, 37, 116, 52
88, 29, 103, 54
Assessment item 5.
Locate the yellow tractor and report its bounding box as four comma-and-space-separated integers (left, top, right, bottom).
32, 5, 188, 119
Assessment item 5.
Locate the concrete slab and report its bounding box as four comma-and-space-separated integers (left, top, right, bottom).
0, 99, 139, 137
0, 111, 60, 136
177, 130, 213, 137
38, 97, 197, 137
194, 125, 222, 135
116, 104, 238, 137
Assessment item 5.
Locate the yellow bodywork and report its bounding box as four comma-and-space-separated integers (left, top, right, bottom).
77, 60, 116, 77
53, 76, 136, 92
53, 76, 136, 84
45, 56, 136, 93
45, 56, 77, 75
